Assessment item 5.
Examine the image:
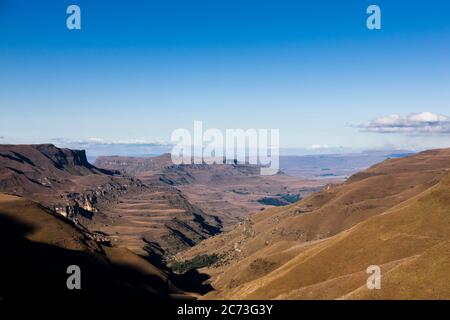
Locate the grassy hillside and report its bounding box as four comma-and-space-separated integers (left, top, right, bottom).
175, 149, 450, 300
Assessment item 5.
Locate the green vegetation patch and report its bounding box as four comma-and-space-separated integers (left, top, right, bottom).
171, 254, 220, 274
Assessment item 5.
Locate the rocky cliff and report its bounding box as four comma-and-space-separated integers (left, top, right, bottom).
0, 144, 142, 221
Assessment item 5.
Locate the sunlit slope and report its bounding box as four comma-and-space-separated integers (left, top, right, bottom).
175, 149, 450, 300
207, 174, 450, 299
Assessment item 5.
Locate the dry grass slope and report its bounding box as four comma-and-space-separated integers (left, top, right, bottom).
176, 149, 450, 300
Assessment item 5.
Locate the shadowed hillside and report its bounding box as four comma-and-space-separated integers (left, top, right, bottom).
0, 193, 194, 302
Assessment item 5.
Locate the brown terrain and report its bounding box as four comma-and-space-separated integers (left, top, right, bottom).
2, 144, 449, 300
0, 144, 140, 221
176, 149, 450, 299
93, 155, 323, 257
95, 155, 323, 227
0, 144, 320, 288
0, 193, 192, 302
0, 145, 225, 257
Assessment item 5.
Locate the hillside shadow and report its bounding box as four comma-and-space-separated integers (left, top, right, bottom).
0, 214, 182, 304
142, 239, 214, 295
170, 269, 214, 295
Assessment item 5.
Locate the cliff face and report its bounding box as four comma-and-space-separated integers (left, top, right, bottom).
0, 145, 224, 256
1, 144, 102, 175
0, 144, 139, 220
34, 144, 94, 172
95, 153, 174, 176
95, 154, 263, 184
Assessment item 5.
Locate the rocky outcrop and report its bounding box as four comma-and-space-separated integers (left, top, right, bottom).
0, 144, 224, 258
0, 144, 141, 222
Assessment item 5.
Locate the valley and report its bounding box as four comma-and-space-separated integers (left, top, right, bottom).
93, 155, 324, 256
3, 0, 449, 306
176, 149, 450, 299
1, 144, 449, 300
0, 145, 324, 269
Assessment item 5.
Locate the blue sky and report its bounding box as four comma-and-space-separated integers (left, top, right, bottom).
0, 0, 449, 153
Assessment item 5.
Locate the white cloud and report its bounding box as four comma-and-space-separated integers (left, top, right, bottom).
310, 144, 330, 150
407, 112, 448, 123
356, 112, 450, 134
54, 137, 171, 146
52, 137, 174, 158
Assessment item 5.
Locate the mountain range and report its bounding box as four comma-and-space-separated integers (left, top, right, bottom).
1, 144, 449, 300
